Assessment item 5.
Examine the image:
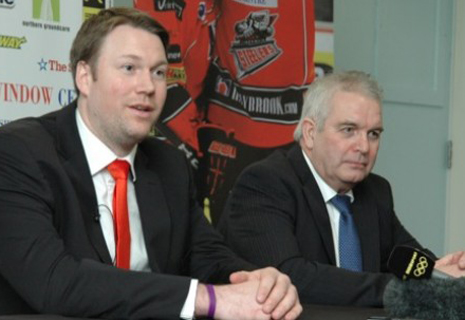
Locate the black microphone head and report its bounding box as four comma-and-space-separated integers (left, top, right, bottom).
388, 245, 434, 280
383, 277, 465, 320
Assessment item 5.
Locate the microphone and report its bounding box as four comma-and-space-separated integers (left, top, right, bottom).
383, 277, 465, 320
384, 246, 461, 319
387, 245, 452, 280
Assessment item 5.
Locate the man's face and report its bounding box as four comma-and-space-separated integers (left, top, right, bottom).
76, 24, 168, 155
303, 90, 383, 193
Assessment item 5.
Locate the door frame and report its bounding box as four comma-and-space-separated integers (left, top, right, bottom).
445, 0, 465, 252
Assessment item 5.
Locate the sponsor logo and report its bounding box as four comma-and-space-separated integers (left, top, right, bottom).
211, 69, 304, 124
0, 35, 26, 49
230, 10, 281, 79
83, 0, 105, 8
154, 0, 186, 20
83, 0, 105, 21
58, 88, 77, 107
33, 0, 60, 22
22, 20, 70, 32
413, 256, 429, 277
228, 85, 299, 118
23, 0, 70, 32
0, 82, 53, 105
215, 77, 232, 97
166, 67, 186, 85
208, 141, 237, 159
37, 58, 71, 72
38, 58, 47, 71
404, 251, 417, 279
232, 0, 277, 8
0, 0, 15, 8
167, 44, 182, 63
205, 140, 237, 197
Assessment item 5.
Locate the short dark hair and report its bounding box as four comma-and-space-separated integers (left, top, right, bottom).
69, 7, 169, 94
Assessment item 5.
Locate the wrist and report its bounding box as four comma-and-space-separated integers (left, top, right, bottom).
206, 284, 216, 318
194, 284, 217, 319
194, 284, 209, 318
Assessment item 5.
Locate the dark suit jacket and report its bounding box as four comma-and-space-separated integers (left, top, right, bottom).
219, 145, 431, 307
0, 102, 253, 319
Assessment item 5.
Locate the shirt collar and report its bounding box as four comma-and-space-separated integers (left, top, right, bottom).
76, 109, 137, 181
301, 149, 354, 203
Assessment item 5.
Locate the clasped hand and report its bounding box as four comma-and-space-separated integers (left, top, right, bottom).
201, 267, 302, 320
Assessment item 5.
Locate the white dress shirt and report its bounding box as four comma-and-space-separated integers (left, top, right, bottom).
76, 109, 197, 319
301, 150, 354, 267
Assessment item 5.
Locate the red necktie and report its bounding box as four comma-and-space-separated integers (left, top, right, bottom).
107, 160, 131, 269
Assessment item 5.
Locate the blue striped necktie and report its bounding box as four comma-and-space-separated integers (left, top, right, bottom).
330, 194, 363, 272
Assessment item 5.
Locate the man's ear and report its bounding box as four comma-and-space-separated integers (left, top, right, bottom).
301, 118, 317, 150
75, 61, 92, 97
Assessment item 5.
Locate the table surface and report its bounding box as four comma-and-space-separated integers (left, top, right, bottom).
0, 305, 393, 320
302, 304, 391, 320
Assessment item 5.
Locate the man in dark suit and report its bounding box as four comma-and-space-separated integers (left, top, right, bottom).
0, 7, 301, 320
219, 71, 465, 307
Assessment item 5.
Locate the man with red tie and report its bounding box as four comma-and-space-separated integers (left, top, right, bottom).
0, 7, 300, 320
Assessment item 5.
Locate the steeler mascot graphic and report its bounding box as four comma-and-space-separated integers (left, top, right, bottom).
199, 0, 316, 224
230, 10, 281, 79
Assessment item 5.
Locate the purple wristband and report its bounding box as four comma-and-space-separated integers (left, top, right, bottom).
206, 284, 216, 318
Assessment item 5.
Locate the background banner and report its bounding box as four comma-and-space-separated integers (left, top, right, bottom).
0, 0, 111, 126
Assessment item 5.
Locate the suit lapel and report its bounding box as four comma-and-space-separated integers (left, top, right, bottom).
288, 146, 336, 264
352, 184, 381, 272
55, 103, 113, 265
134, 150, 171, 273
